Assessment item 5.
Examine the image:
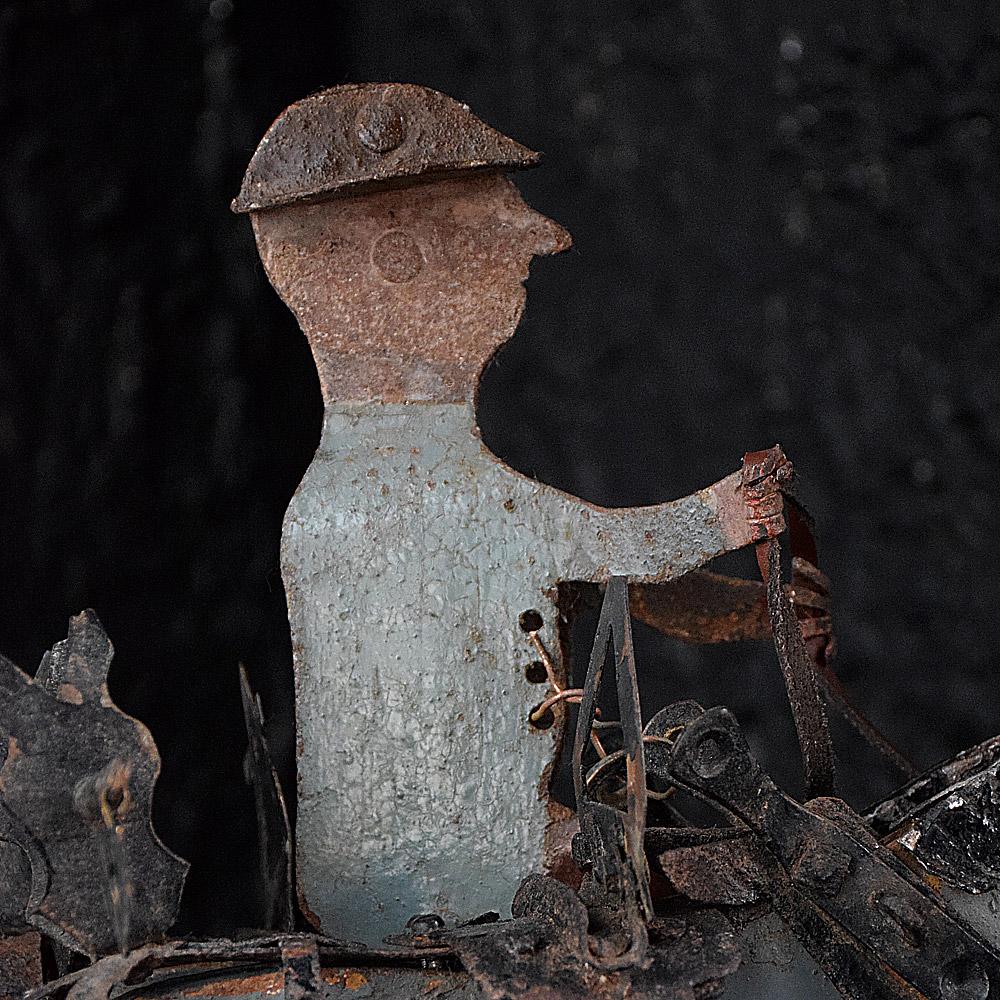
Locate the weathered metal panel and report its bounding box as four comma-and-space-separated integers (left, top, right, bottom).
232, 82, 540, 214
284, 401, 751, 943
0, 612, 187, 958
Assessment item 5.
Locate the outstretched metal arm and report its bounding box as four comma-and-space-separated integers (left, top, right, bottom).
537, 467, 759, 586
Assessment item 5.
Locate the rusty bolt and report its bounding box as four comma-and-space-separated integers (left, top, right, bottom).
689, 728, 735, 780
791, 839, 852, 897
939, 957, 990, 1000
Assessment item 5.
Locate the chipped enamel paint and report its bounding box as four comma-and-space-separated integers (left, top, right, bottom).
285, 401, 747, 943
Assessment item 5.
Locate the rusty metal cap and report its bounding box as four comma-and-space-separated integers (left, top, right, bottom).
232, 82, 542, 213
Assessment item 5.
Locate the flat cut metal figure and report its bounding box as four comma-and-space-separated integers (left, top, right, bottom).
235, 84, 780, 944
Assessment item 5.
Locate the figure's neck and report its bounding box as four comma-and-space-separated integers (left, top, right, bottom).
320, 397, 484, 457
313, 348, 472, 405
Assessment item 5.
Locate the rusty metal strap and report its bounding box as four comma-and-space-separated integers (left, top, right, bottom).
744, 448, 918, 794
632, 454, 913, 785
763, 536, 837, 799
742, 449, 836, 799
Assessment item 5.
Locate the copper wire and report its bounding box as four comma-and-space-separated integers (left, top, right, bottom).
529, 629, 607, 756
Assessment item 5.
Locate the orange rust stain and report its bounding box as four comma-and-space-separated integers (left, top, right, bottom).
885, 964, 925, 998
296, 883, 323, 932
0, 737, 22, 791
57, 683, 84, 705
543, 798, 582, 890
886, 842, 943, 893
321, 969, 368, 990
183, 972, 281, 997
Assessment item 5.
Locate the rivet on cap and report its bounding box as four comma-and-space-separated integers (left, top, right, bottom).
356, 99, 406, 154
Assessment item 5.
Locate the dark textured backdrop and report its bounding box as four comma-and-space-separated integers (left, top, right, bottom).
1, 1, 998, 932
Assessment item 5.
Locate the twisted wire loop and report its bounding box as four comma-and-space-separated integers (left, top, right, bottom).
585, 729, 686, 804
527, 628, 607, 756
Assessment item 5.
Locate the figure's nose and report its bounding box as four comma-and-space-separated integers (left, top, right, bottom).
523, 207, 573, 256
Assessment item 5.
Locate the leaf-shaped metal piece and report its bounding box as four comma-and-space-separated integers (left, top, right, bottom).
0, 611, 188, 958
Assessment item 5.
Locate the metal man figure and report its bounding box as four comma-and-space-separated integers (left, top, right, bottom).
235, 83, 768, 944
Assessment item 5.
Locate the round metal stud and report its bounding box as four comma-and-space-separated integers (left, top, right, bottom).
355, 99, 406, 154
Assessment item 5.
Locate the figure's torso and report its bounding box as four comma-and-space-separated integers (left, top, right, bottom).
286, 403, 579, 943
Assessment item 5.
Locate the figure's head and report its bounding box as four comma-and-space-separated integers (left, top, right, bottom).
235, 83, 571, 403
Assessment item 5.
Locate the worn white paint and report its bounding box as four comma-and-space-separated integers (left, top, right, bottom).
285, 400, 750, 944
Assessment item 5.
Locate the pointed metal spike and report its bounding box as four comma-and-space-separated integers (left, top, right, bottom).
240, 665, 295, 931
35, 611, 113, 704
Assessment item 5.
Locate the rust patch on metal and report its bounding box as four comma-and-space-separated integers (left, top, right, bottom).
542, 799, 581, 890
630, 571, 771, 644
321, 969, 368, 991
741, 447, 792, 544
0, 932, 41, 1000
184, 973, 282, 997
57, 684, 84, 706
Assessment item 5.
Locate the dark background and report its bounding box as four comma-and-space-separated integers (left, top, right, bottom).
1, 1, 998, 933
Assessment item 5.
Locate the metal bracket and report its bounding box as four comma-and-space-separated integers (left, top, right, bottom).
659, 703, 1000, 998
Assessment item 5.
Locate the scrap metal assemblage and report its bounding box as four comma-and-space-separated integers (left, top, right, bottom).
2, 82, 1000, 1000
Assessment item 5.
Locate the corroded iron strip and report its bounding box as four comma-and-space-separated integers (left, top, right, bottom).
742, 448, 835, 798
27, 935, 460, 1000
665, 705, 1000, 997
763, 537, 837, 799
